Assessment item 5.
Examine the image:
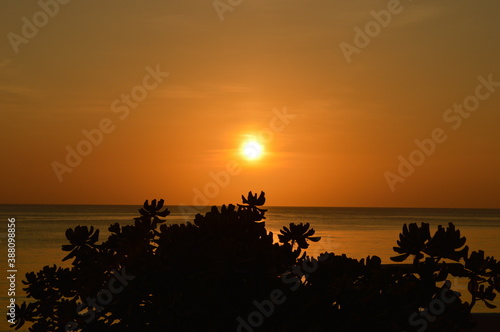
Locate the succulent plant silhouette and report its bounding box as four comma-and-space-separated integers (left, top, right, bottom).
391, 222, 469, 264
237, 190, 267, 221
391, 221, 500, 315
241, 191, 266, 206
138, 198, 169, 217
61, 225, 99, 263
134, 198, 170, 236
426, 222, 469, 261
391, 222, 431, 263
278, 222, 321, 250
464, 250, 500, 309
8, 194, 500, 332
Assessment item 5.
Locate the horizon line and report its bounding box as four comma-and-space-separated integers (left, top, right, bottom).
1, 203, 500, 211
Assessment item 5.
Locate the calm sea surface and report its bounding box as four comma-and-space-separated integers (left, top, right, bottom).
1, 204, 499, 329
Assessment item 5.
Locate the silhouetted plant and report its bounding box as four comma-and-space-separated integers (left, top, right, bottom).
391, 222, 500, 313
62, 226, 99, 263
8, 193, 500, 331
278, 222, 321, 251
237, 190, 268, 221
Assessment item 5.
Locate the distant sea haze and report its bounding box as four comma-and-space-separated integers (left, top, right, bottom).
1, 204, 499, 318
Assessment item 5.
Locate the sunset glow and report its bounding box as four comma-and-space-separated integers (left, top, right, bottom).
241, 140, 264, 161
0, 1, 499, 208
3, 3, 500, 331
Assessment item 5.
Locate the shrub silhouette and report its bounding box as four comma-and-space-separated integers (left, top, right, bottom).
8, 192, 500, 331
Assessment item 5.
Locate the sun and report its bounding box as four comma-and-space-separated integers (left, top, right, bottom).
241, 140, 264, 160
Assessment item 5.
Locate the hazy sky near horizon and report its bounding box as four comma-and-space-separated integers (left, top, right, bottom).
1, 0, 500, 208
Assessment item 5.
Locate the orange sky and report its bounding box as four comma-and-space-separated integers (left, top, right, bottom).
1, 0, 500, 208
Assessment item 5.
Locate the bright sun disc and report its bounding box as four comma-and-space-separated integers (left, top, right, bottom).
241, 140, 264, 160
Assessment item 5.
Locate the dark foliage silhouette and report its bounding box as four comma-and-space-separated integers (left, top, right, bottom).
8, 192, 500, 331
391, 222, 500, 312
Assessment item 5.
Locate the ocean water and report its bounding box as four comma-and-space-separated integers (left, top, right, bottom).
1, 204, 499, 330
